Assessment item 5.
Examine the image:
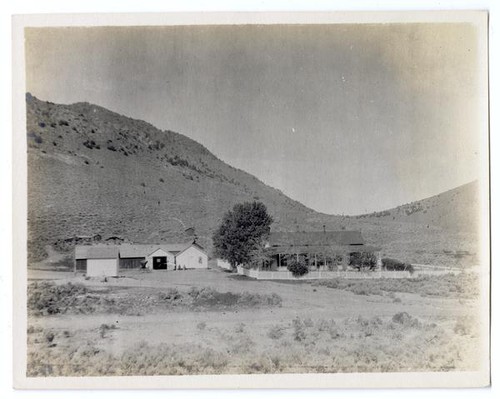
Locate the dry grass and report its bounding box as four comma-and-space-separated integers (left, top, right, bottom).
27, 311, 479, 376
313, 273, 479, 299
28, 282, 283, 317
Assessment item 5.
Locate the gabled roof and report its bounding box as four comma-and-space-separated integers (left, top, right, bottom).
119, 243, 193, 258
175, 242, 207, 257
75, 245, 119, 259
267, 231, 365, 247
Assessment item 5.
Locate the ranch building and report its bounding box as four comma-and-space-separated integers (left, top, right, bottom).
75, 241, 208, 276
260, 230, 381, 271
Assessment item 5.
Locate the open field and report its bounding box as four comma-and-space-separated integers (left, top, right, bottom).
27, 268, 483, 376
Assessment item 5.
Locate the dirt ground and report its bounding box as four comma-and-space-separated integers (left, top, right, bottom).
26, 268, 484, 376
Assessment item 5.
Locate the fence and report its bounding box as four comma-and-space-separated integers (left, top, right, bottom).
216, 259, 232, 271
236, 266, 415, 280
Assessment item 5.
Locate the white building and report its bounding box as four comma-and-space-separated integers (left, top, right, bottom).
74, 241, 208, 276
75, 245, 119, 277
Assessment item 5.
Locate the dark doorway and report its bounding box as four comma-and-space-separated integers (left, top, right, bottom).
153, 256, 167, 270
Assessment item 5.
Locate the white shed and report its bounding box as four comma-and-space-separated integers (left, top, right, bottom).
175, 243, 208, 269
74, 245, 119, 277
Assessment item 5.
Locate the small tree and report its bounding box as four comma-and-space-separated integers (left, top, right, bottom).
212, 201, 273, 269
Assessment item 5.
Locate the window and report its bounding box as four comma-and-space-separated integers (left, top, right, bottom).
198, 256, 203, 264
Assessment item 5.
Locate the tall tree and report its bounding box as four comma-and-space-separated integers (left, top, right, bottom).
212, 201, 273, 269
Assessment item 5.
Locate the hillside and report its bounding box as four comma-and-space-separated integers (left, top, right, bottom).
345, 181, 482, 267
26, 94, 342, 262
26, 94, 481, 267
355, 181, 480, 232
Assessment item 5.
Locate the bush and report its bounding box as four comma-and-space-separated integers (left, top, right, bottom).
83, 140, 99, 149
99, 323, 117, 338
349, 252, 377, 270
44, 331, 55, 343
392, 312, 421, 328
267, 325, 284, 340
196, 321, 206, 331
382, 258, 414, 273
287, 259, 309, 277
292, 317, 307, 341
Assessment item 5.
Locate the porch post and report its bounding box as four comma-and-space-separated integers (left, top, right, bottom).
376, 251, 382, 270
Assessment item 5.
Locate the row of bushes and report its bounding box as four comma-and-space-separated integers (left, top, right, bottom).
285, 256, 413, 277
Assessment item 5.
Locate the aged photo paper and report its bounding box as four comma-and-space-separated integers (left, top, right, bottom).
12, 11, 490, 389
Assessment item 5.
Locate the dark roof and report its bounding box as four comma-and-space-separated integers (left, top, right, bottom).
119, 243, 192, 258
75, 245, 119, 259
265, 244, 381, 255
267, 231, 365, 247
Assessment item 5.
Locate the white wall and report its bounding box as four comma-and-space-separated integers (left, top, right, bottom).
176, 246, 208, 269
87, 258, 118, 277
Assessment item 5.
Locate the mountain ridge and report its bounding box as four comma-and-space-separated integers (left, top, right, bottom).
26, 94, 480, 266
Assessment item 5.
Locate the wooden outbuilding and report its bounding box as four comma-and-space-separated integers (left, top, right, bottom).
74, 245, 119, 277
74, 241, 208, 275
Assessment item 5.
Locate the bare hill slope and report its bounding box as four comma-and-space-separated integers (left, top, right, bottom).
26, 94, 341, 261
26, 94, 481, 266
355, 181, 480, 232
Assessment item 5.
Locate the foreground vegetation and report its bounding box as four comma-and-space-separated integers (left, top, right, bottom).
313, 273, 479, 299
28, 281, 282, 316
27, 312, 478, 376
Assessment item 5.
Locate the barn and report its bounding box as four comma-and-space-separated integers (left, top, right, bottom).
74, 245, 119, 277
74, 241, 208, 275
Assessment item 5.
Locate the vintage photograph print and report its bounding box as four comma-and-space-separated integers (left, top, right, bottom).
13, 12, 490, 389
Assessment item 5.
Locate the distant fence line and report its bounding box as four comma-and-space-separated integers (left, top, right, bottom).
235, 266, 461, 280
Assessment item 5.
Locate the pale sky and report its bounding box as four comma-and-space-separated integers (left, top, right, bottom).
25, 24, 482, 215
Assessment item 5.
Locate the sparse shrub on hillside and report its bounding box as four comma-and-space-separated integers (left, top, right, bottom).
107, 144, 117, 151
159, 178, 164, 183
38, 122, 46, 128
83, 140, 99, 149
28, 132, 43, 144
58, 120, 69, 126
